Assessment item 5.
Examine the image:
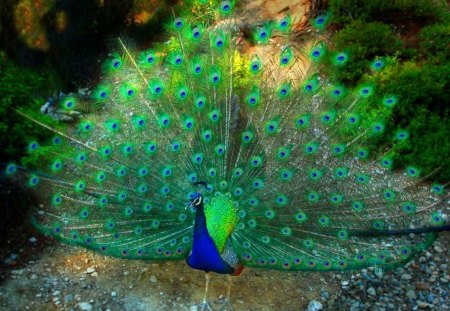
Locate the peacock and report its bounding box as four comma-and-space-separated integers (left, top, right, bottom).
5, 1, 449, 310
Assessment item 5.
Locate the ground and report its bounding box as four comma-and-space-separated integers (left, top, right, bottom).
0, 223, 448, 310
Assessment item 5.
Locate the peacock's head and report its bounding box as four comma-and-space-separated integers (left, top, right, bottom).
186, 181, 208, 210
188, 192, 203, 209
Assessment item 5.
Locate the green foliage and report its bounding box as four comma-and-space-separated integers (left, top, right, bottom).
326, 1, 450, 181
331, 20, 402, 83
329, 0, 448, 25
368, 62, 450, 181
419, 23, 450, 64
0, 52, 57, 166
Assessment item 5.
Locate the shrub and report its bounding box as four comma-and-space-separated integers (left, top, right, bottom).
0, 51, 58, 166
419, 23, 450, 64
329, 0, 448, 25
375, 62, 450, 181
330, 20, 403, 83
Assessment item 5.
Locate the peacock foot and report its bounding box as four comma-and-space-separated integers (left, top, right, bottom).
217, 299, 234, 311
196, 300, 213, 311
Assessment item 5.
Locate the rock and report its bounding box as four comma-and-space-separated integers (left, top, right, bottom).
440, 277, 449, 284
341, 280, 349, 286
29, 237, 37, 243
307, 300, 323, 311
4, 253, 19, 265
367, 287, 377, 296
78, 88, 89, 95
150, 275, 157, 284
401, 274, 412, 281
64, 295, 73, 303
53, 290, 61, 296
78, 302, 92, 311
415, 282, 428, 291
327, 298, 335, 308
190, 306, 198, 311
427, 293, 437, 303
417, 301, 428, 309
320, 288, 330, 300
433, 245, 443, 253
91, 272, 98, 277
86, 267, 95, 274
406, 289, 417, 300
374, 267, 384, 278
111, 291, 117, 297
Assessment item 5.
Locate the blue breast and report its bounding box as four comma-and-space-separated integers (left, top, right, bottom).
186, 205, 234, 274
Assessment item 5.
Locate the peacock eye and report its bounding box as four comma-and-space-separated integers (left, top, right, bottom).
192, 196, 202, 206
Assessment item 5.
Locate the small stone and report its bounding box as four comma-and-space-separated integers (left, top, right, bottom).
86, 267, 95, 274
190, 306, 198, 311
415, 282, 428, 291
433, 245, 443, 253
91, 272, 98, 277
374, 267, 384, 278
327, 299, 335, 308
320, 289, 330, 300
367, 287, 377, 296
341, 280, 349, 286
29, 237, 37, 243
417, 301, 428, 309
401, 274, 412, 281
111, 291, 117, 297
307, 300, 323, 311
406, 289, 417, 300
53, 290, 61, 296
78, 302, 92, 311
150, 275, 157, 283
440, 277, 448, 284
64, 295, 73, 303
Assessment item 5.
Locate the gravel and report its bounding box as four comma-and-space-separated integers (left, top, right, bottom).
317, 238, 450, 310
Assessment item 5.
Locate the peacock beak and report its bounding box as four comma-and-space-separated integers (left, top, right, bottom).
185, 201, 193, 210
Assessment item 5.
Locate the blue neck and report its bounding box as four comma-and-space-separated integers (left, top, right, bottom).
186, 203, 234, 274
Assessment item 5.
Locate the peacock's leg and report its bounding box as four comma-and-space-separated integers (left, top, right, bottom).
197, 272, 213, 311
218, 275, 234, 311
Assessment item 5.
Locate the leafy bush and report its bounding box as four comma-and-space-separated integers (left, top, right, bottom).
331, 20, 403, 83
329, 0, 448, 25
419, 23, 450, 64
0, 52, 58, 166
372, 62, 450, 181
